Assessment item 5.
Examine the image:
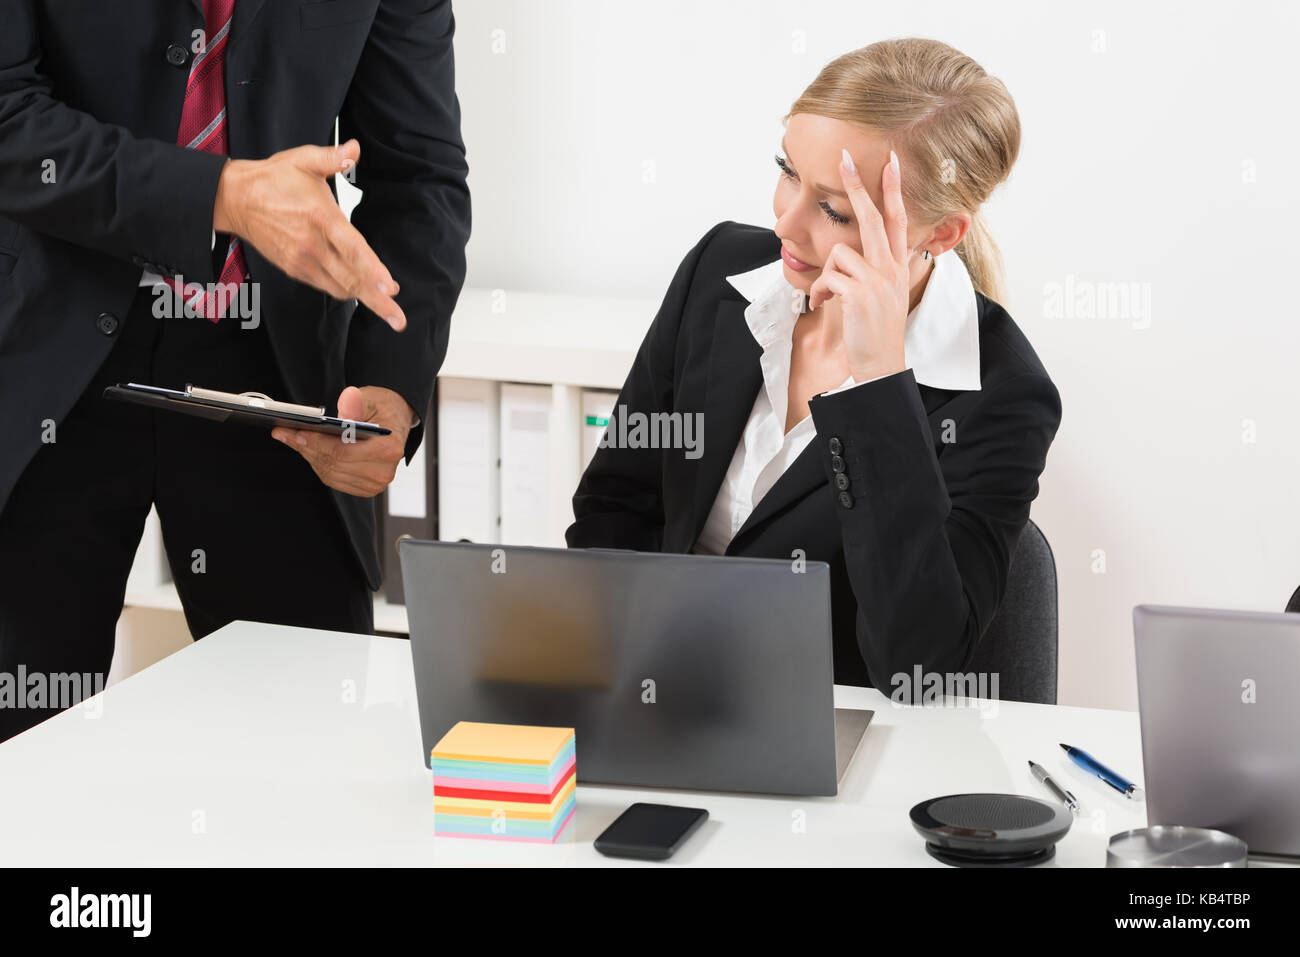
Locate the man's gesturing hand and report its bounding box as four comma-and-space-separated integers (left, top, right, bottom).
271, 386, 415, 498
213, 139, 406, 330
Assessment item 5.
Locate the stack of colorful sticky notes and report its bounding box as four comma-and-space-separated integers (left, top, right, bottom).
431, 721, 576, 843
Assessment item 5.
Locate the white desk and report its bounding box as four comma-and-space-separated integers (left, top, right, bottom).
0, 621, 1157, 867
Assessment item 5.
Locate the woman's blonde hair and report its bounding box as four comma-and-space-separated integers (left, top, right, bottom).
785, 37, 1021, 303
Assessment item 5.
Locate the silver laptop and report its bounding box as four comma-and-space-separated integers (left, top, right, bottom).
400, 540, 871, 796
1134, 604, 1300, 858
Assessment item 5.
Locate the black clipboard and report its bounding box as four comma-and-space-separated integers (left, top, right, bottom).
103, 383, 392, 439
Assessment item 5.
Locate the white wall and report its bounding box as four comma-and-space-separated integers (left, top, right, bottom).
447, 0, 1300, 709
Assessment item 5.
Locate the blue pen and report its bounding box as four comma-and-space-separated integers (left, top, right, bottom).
1059, 743, 1144, 801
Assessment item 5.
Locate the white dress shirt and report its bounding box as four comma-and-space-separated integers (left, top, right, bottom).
693, 248, 982, 556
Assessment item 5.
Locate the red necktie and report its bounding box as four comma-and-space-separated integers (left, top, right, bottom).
168, 0, 248, 322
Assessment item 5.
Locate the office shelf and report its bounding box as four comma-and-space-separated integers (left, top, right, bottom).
438, 287, 655, 389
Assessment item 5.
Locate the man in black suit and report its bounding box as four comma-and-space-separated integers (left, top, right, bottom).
0, 0, 470, 740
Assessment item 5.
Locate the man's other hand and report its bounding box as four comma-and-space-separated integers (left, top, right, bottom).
271, 386, 415, 497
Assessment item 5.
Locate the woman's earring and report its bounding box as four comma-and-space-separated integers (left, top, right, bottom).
921, 249, 932, 261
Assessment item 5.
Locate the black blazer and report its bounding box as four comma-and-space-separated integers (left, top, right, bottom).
566, 221, 1063, 689
0, 0, 471, 589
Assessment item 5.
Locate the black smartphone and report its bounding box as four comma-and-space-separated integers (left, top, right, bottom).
593, 803, 708, 861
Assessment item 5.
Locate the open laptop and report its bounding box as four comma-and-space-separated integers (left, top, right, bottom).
1134, 604, 1300, 859
400, 540, 872, 796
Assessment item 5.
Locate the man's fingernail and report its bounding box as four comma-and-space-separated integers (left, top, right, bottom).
295, 434, 307, 446
889, 149, 900, 177
841, 148, 856, 176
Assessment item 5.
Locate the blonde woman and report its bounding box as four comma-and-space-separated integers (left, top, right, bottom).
567, 38, 1061, 691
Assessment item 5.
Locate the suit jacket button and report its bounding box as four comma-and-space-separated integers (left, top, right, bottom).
96, 312, 120, 336
830, 454, 845, 473
828, 437, 842, 455
835, 472, 850, 491
838, 491, 854, 509
165, 44, 190, 68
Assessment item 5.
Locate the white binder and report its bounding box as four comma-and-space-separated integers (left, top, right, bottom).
436, 377, 501, 543
499, 383, 554, 546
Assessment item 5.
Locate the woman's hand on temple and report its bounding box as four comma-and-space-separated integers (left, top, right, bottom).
806, 148, 912, 382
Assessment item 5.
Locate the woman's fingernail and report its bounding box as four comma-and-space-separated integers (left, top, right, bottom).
889, 149, 900, 177
841, 148, 856, 176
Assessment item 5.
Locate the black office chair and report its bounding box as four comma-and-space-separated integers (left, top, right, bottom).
966, 518, 1059, 705
1286, 585, 1300, 614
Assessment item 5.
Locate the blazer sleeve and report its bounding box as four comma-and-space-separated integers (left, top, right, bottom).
341, 0, 471, 462
566, 221, 729, 551
0, 0, 227, 283
807, 367, 1062, 690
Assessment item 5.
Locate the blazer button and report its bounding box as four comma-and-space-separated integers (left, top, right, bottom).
835, 472, 850, 491
838, 491, 854, 509
830, 454, 845, 473
165, 44, 190, 68
96, 312, 120, 336
828, 437, 842, 455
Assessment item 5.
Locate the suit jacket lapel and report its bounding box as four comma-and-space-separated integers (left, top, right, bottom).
228, 0, 268, 57
727, 437, 824, 549
223, 0, 269, 161
917, 382, 958, 416
679, 296, 763, 550
187, 0, 265, 40
728, 378, 958, 548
